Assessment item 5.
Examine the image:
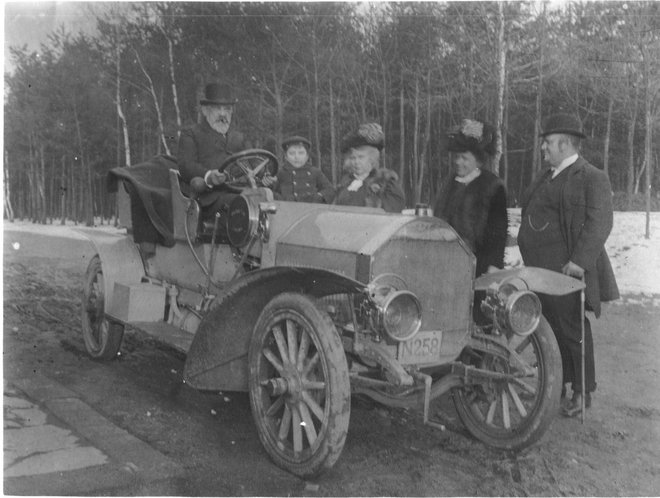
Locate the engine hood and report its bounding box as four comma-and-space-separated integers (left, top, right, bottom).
267, 204, 475, 334
267, 203, 467, 283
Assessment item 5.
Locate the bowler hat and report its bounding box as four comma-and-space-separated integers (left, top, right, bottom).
447, 119, 496, 157
281, 135, 312, 151
200, 83, 237, 106
341, 123, 385, 153
540, 113, 586, 138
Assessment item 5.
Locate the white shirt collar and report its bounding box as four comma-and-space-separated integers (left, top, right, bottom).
455, 168, 481, 184
552, 154, 578, 178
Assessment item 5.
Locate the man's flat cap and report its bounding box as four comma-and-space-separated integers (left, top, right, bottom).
282, 136, 312, 151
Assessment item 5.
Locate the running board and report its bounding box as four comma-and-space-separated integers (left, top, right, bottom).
128, 321, 194, 354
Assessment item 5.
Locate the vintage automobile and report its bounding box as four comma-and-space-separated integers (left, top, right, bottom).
79, 150, 584, 477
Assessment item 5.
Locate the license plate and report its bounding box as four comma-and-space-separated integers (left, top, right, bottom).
398, 330, 442, 364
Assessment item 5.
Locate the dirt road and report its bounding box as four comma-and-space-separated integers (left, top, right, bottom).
4, 227, 660, 496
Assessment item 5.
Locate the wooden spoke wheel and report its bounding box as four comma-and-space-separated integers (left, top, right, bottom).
248, 293, 350, 477
81, 256, 124, 360
453, 316, 562, 450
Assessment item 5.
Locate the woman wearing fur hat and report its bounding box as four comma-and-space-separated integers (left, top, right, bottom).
334, 123, 405, 212
433, 119, 508, 278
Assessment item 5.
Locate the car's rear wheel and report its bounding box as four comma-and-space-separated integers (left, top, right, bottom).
453, 316, 562, 450
81, 255, 124, 360
248, 292, 350, 478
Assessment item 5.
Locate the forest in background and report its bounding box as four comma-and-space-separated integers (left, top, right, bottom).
4, 1, 660, 226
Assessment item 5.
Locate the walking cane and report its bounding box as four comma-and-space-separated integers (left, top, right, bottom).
580, 277, 586, 424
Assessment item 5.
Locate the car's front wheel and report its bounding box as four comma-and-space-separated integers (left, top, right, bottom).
453, 316, 562, 450
81, 255, 124, 359
248, 292, 350, 477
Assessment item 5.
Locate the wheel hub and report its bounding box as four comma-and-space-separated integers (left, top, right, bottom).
262, 365, 304, 401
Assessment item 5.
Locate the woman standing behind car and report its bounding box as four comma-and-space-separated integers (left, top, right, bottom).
433, 119, 508, 278
334, 123, 405, 213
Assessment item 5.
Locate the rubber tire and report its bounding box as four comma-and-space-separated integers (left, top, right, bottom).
248, 292, 350, 478
452, 316, 562, 450
81, 255, 125, 360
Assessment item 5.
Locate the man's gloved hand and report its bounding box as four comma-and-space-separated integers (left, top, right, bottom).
205, 170, 227, 187
261, 175, 277, 187
562, 260, 585, 279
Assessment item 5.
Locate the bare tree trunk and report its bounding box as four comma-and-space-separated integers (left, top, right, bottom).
412, 77, 420, 204
72, 100, 94, 225
493, 1, 506, 176
532, 4, 546, 176
399, 73, 405, 181
329, 77, 337, 185
162, 28, 182, 140
28, 135, 36, 222
48, 157, 55, 223
603, 91, 614, 176
634, 159, 646, 195
626, 83, 639, 208
4, 153, 15, 222
381, 63, 389, 171
77, 161, 83, 224
503, 82, 510, 192
641, 43, 652, 238
313, 75, 321, 172
69, 161, 77, 224
417, 69, 432, 205
116, 41, 131, 166
134, 48, 171, 155
60, 156, 66, 225
37, 145, 46, 223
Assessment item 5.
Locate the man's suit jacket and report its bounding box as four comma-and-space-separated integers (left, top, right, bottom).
177, 119, 247, 206
521, 157, 619, 316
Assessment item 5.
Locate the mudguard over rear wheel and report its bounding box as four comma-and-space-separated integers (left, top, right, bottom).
248, 292, 350, 477
453, 316, 562, 450
81, 255, 125, 360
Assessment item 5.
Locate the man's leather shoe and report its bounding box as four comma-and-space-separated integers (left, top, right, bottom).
562, 392, 591, 417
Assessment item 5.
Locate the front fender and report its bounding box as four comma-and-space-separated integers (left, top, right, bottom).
183, 266, 366, 391
474, 266, 585, 295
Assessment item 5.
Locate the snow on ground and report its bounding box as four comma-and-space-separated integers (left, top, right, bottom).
4, 211, 660, 299
2, 219, 122, 240
506, 210, 660, 307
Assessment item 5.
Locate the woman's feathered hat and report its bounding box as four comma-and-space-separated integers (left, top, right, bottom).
446, 119, 496, 157
341, 123, 385, 153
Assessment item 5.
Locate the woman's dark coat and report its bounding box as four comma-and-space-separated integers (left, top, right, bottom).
433, 169, 508, 277
334, 168, 405, 213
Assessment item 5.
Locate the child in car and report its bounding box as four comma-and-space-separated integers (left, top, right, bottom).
271, 136, 335, 203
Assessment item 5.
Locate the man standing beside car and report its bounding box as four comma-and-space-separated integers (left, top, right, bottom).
517, 113, 619, 418
177, 82, 249, 216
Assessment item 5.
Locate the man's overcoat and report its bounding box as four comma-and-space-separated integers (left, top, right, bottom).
177, 119, 247, 206
521, 157, 619, 316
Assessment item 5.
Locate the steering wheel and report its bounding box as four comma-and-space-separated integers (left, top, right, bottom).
218, 149, 279, 191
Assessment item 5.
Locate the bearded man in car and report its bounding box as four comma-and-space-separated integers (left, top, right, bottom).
177, 82, 249, 217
